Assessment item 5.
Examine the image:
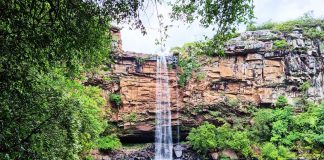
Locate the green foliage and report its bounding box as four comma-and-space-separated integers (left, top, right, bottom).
251, 102, 323, 159
196, 72, 206, 81
171, 0, 254, 56
270, 119, 290, 144
261, 143, 278, 159
171, 42, 205, 56
213, 124, 232, 149
247, 12, 324, 40
1, 1, 113, 78
109, 93, 122, 107
247, 20, 277, 31
135, 57, 149, 65
268, 107, 294, 145
0, 70, 107, 159
189, 91, 322, 159
251, 109, 275, 141
188, 123, 251, 157
298, 81, 311, 105
273, 40, 289, 50
167, 63, 174, 70
299, 81, 311, 93
103, 76, 112, 82
275, 95, 289, 108
227, 98, 240, 107
97, 135, 122, 152
176, 45, 201, 87
122, 112, 138, 125
272, 20, 298, 32
226, 130, 251, 157
292, 103, 324, 150
209, 111, 221, 118
304, 28, 324, 40
84, 155, 95, 160
188, 122, 218, 154
277, 145, 296, 159
261, 143, 295, 160
0, 0, 146, 158
0, 0, 255, 159
102, 66, 110, 72
250, 107, 295, 146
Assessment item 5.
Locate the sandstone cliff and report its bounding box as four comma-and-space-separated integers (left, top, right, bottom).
87, 29, 324, 142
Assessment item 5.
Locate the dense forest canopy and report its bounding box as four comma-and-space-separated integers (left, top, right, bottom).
0, 0, 254, 159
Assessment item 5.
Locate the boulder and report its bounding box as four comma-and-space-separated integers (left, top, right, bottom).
221, 149, 238, 159
210, 152, 219, 160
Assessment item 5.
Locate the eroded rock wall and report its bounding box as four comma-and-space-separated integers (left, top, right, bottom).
104, 52, 178, 142
184, 52, 324, 106
95, 30, 324, 142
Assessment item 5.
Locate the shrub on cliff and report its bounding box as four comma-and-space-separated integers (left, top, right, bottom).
246, 20, 277, 31
109, 93, 122, 107
177, 49, 200, 87
226, 98, 240, 108
273, 40, 289, 50
247, 12, 324, 40
97, 135, 122, 152
122, 112, 138, 125
275, 95, 289, 108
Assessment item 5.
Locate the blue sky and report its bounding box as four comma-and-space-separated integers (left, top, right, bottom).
120, 0, 324, 54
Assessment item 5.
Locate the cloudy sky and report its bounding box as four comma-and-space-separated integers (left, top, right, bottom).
120, 0, 324, 54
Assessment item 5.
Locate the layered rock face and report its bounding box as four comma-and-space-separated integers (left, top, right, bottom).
96, 29, 324, 142
106, 52, 178, 142
185, 30, 324, 106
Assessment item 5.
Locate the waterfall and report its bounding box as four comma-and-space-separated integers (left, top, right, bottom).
155, 53, 173, 160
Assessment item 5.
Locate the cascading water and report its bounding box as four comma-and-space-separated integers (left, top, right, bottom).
155, 53, 173, 160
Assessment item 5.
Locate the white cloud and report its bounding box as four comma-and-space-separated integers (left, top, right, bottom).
120, 0, 324, 54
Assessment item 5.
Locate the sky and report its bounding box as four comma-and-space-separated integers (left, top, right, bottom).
119, 0, 324, 54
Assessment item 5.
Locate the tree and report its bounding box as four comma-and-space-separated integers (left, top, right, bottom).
0, 0, 255, 159
170, 0, 254, 55
0, 0, 137, 159
0, 70, 107, 159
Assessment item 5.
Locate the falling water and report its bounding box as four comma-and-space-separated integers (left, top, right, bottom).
155, 53, 173, 160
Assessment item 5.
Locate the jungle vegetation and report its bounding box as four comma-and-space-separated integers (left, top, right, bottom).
0, 0, 254, 159
188, 87, 324, 159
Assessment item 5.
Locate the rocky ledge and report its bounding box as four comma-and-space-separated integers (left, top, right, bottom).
90, 144, 199, 160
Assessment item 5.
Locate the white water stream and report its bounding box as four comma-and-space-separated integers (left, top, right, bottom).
155, 53, 173, 160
